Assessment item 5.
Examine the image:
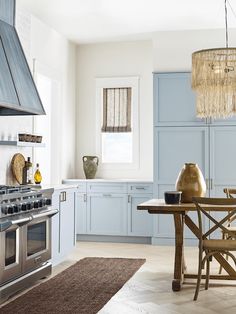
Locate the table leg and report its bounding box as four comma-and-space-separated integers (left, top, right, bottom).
172, 213, 185, 291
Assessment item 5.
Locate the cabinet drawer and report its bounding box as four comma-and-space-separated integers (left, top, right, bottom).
128, 183, 153, 194
87, 183, 127, 194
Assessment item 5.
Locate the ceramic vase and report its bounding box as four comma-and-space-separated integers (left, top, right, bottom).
175, 163, 206, 203
83, 156, 99, 179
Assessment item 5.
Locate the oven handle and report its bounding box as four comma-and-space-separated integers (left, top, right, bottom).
11, 216, 33, 226
31, 208, 59, 220
0, 216, 32, 232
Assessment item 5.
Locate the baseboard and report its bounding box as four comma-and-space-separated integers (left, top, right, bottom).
77, 234, 152, 244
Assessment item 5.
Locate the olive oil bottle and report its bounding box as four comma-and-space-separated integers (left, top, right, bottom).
34, 163, 42, 184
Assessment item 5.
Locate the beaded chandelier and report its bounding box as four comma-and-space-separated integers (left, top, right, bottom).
192, 0, 236, 119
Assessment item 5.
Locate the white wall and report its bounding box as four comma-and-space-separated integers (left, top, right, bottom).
153, 29, 236, 71
30, 15, 77, 183
76, 41, 153, 179
0, 9, 76, 185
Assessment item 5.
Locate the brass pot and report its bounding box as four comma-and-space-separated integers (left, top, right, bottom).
175, 163, 206, 203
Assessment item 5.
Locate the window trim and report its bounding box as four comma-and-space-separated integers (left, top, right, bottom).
96, 76, 140, 170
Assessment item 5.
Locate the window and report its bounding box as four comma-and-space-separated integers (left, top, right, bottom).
96, 77, 139, 169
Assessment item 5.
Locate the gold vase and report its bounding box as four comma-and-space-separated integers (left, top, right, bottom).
175, 163, 206, 203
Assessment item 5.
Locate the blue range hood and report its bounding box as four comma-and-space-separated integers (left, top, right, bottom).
0, 0, 45, 115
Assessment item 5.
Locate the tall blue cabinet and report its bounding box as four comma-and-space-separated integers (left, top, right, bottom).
153, 72, 236, 244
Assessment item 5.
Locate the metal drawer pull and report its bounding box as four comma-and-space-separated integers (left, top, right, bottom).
60, 191, 67, 202
103, 194, 112, 197
135, 187, 146, 190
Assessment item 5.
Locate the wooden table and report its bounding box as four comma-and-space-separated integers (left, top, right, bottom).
137, 199, 236, 291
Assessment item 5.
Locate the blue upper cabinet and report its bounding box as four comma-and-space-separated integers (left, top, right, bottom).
153, 72, 205, 126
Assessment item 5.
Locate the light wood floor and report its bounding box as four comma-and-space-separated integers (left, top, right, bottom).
1, 241, 236, 313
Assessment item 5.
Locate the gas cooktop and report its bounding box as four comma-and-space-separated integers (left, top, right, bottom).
0, 185, 54, 218
0, 185, 32, 195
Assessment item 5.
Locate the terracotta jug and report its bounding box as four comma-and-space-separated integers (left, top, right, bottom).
83, 156, 99, 179
175, 163, 206, 203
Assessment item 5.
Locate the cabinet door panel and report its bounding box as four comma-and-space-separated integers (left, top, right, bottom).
209, 127, 236, 238
210, 127, 236, 186
87, 194, 127, 235
154, 127, 209, 184
154, 73, 203, 126
76, 193, 87, 234
128, 194, 153, 236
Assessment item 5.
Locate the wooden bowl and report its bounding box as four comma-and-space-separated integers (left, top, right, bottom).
11, 153, 25, 184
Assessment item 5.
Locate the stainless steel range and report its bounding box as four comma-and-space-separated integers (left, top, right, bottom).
0, 185, 58, 304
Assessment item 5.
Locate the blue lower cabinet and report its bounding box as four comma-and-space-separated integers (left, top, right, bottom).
87, 193, 128, 236
51, 188, 76, 266
72, 182, 153, 239
128, 194, 153, 236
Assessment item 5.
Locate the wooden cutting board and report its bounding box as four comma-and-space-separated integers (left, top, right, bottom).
11, 153, 25, 184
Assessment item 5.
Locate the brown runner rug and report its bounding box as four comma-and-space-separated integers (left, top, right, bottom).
0, 257, 145, 314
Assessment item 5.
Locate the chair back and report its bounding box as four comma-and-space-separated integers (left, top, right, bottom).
223, 188, 236, 199
223, 188, 236, 227
192, 197, 236, 242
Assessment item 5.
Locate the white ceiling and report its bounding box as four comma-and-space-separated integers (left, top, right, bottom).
17, 0, 236, 44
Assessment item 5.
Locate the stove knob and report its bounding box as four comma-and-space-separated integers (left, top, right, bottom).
1, 206, 8, 215
18, 204, 22, 212
21, 203, 27, 211
34, 200, 39, 208
38, 199, 43, 208
13, 204, 19, 213
8, 206, 14, 214
30, 202, 34, 209
45, 198, 52, 206
26, 202, 31, 210
41, 198, 46, 207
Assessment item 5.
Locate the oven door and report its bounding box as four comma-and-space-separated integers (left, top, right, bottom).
22, 209, 58, 273
0, 215, 32, 285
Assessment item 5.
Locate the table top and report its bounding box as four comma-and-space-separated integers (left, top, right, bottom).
137, 198, 235, 214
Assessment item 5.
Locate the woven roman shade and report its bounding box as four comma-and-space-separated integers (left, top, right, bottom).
102, 87, 132, 132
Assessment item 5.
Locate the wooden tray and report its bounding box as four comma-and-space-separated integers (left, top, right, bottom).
11, 153, 25, 184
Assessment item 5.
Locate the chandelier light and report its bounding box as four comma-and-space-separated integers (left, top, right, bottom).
192, 0, 236, 119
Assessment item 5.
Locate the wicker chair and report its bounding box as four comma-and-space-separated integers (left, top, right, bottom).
192, 197, 236, 301
218, 188, 236, 274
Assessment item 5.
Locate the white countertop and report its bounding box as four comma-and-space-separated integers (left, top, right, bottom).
32, 184, 78, 191
62, 178, 153, 183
